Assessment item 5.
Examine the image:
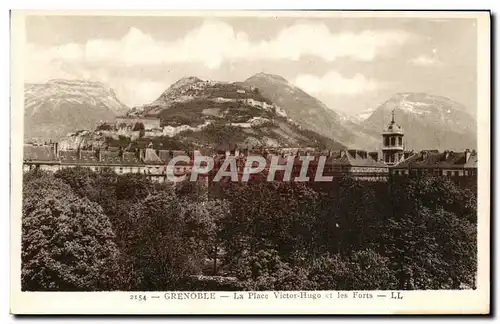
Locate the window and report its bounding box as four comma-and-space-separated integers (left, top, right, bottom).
447, 171, 452, 177
398, 137, 402, 146
390, 137, 395, 146
384, 137, 389, 146
394, 170, 399, 175
454, 171, 459, 177
119, 167, 123, 174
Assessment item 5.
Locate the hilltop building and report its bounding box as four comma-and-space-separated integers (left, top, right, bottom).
115, 116, 161, 130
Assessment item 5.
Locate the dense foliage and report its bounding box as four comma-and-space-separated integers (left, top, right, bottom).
22, 168, 477, 291
22, 172, 121, 291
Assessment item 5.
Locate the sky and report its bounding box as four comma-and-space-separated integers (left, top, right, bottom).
24, 15, 478, 116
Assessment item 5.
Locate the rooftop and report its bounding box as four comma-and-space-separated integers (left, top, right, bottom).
383, 109, 404, 135
341, 150, 386, 168
24, 145, 58, 162
394, 150, 477, 169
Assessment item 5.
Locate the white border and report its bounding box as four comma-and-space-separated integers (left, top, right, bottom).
6, 7, 492, 316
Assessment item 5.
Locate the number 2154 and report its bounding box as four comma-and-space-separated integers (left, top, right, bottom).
130, 294, 147, 301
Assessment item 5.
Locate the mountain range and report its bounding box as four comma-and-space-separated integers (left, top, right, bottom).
362, 92, 477, 151
24, 79, 128, 142
23, 74, 477, 152
242, 73, 380, 150
126, 76, 344, 150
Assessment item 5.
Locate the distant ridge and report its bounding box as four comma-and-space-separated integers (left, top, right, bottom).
362, 92, 476, 151
243, 72, 380, 150
24, 79, 129, 142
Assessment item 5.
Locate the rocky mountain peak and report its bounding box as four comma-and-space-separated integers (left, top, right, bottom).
169, 76, 204, 89
24, 79, 129, 142
246, 72, 289, 84
362, 92, 476, 151
47, 79, 107, 88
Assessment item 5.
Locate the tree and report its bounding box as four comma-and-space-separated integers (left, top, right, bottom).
308, 250, 397, 290
308, 253, 350, 290
22, 172, 121, 291
232, 249, 314, 291
324, 177, 389, 256
181, 199, 229, 275
132, 122, 145, 131
55, 166, 119, 217
382, 176, 477, 289
345, 249, 398, 290
219, 181, 321, 265
123, 192, 228, 290
132, 122, 146, 137
96, 123, 113, 131
383, 205, 476, 289
28, 167, 476, 291
115, 173, 154, 202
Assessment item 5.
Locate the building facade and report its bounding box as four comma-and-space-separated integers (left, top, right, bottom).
23, 144, 193, 183
390, 149, 478, 178
115, 116, 161, 130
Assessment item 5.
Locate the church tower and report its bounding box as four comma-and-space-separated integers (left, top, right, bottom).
382, 109, 404, 165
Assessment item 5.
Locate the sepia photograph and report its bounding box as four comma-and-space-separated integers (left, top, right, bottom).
9, 10, 490, 314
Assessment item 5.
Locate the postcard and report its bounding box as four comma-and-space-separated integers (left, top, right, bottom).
10, 10, 490, 315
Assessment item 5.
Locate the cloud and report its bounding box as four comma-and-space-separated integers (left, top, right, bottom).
116, 79, 167, 107
293, 70, 385, 96
23, 51, 167, 106
24, 20, 411, 105
409, 54, 443, 66
26, 20, 413, 70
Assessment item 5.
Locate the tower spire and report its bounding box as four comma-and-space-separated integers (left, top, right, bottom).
391, 108, 395, 123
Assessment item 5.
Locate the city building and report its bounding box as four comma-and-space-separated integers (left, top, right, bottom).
115, 116, 161, 130
390, 149, 478, 177
382, 109, 405, 165
23, 143, 192, 182
23, 143, 59, 172
22, 111, 478, 185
